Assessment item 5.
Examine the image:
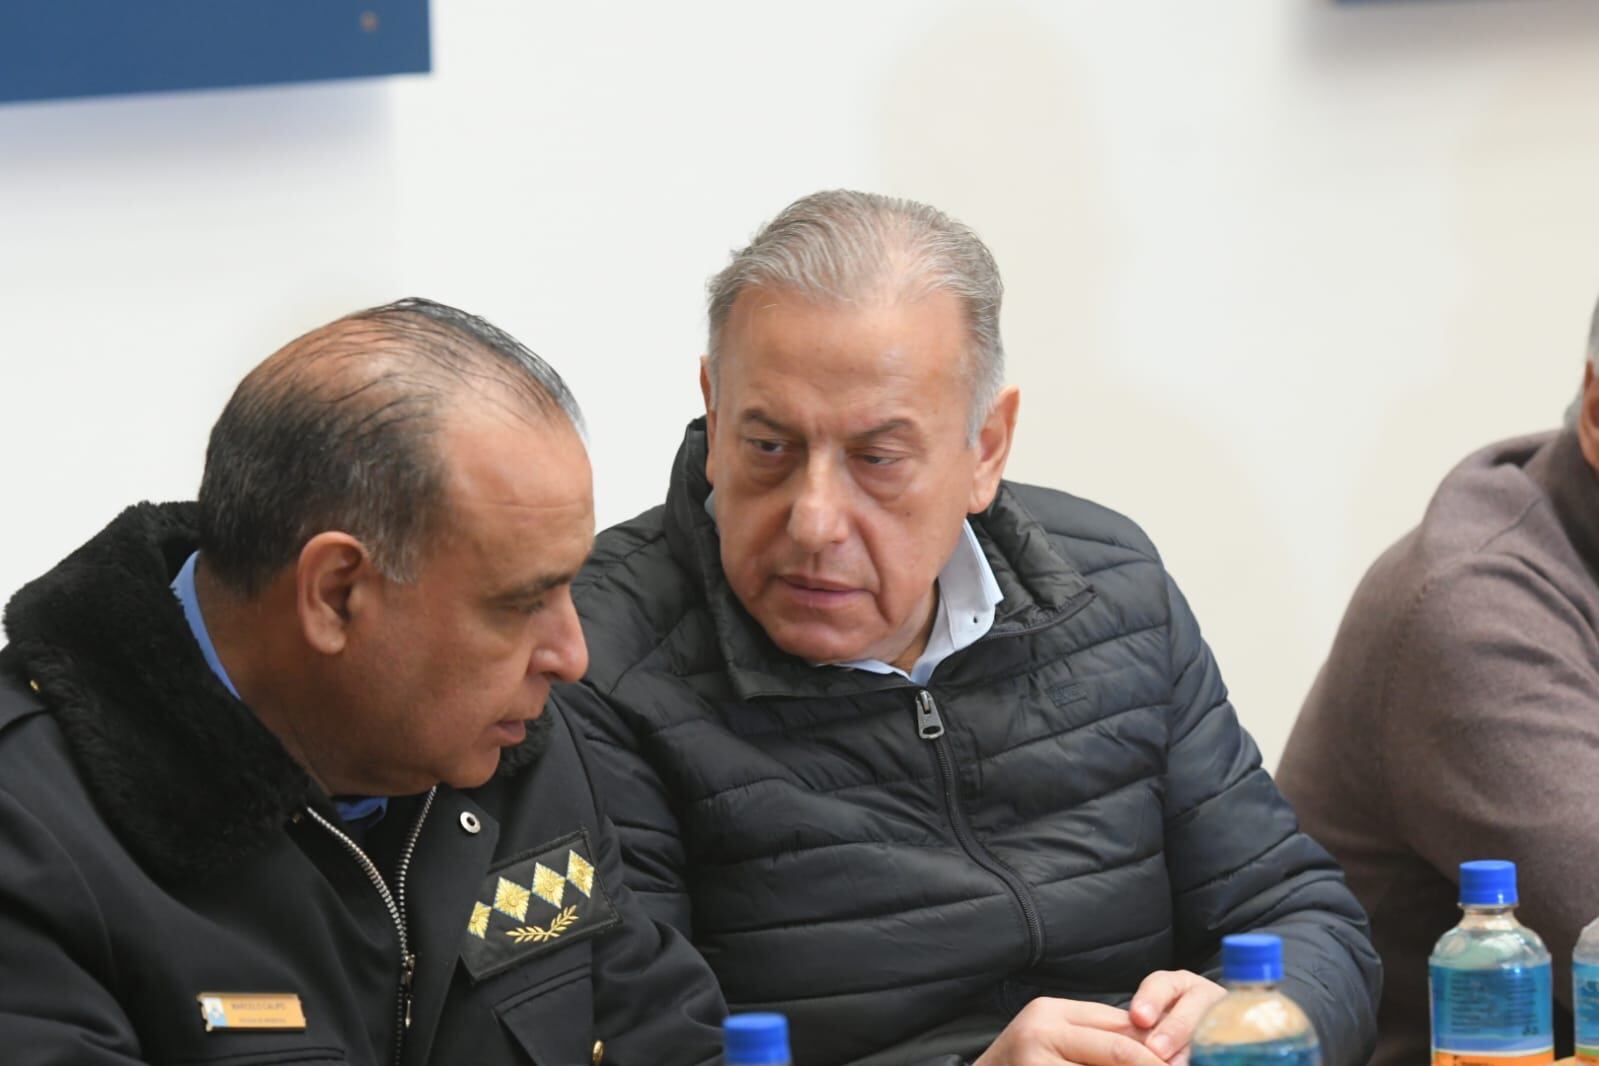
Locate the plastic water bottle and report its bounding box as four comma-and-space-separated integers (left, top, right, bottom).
724, 1012, 791, 1066
1191, 933, 1321, 1066
1429, 860, 1552, 1066
1573, 914, 1599, 1064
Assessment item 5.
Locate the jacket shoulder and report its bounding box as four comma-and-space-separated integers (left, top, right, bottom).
1002, 480, 1163, 571
0, 666, 108, 855
0, 668, 47, 737
0, 650, 66, 766
573, 506, 702, 690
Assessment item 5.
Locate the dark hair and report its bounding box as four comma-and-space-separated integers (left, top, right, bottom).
197, 297, 582, 596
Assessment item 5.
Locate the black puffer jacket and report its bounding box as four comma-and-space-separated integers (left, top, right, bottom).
0, 502, 725, 1065
560, 421, 1380, 1066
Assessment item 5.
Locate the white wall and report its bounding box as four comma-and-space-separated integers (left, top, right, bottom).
5, 0, 1599, 769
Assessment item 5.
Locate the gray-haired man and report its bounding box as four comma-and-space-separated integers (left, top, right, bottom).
1279, 297, 1599, 1066
558, 191, 1381, 1066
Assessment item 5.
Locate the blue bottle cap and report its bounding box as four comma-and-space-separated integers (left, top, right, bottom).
1459, 860, 1518, 906
725, 1012, 790, 1065
1221, 933, 1283, 983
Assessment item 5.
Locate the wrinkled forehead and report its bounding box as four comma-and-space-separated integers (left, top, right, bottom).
722, 285, 971, 381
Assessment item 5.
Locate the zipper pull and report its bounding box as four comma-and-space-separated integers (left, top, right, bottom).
402, 952, 416, 1029
915, 691, 945, 740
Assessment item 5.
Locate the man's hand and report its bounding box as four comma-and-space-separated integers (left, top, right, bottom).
972, 998, 1170, 1066
1128, 970, 1227, 1065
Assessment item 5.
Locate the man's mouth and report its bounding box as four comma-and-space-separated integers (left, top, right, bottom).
777, 575, 862, 607
492, 718, 531, 744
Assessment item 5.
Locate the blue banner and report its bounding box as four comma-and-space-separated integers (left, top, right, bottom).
0, 1, 429, 105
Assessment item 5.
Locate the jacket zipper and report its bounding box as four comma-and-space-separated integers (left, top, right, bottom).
915, 690, 1045, 967
306, 786, 438, 1066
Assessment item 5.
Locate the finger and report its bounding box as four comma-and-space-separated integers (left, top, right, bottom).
1053, 1000, 1138, 1034
1053, 1022, 1171, 1066
1146, 983, 1226, 1060
1129, 971, 1184, 1029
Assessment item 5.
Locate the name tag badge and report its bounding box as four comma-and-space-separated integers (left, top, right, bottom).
196, 992, 307, 1032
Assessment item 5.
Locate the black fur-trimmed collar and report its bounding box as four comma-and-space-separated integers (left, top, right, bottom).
2, 501, 551, 885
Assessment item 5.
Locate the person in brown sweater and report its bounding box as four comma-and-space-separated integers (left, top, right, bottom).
1277, 325, 1599, 1066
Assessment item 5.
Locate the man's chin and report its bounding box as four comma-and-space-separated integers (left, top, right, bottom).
443, 750, 507, 791
764, 621, 881, 667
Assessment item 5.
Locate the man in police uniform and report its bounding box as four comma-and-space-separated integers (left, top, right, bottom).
0, 299, 725, 1064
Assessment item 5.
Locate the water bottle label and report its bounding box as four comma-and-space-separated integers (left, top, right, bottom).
1430, 962, 1553, 1064
1574, 962, 1599, 1062
1191, 1043, 1319, 1066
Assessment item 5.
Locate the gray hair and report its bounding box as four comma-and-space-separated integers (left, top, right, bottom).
705, 190, 1005, 441
198, 297, 583, 596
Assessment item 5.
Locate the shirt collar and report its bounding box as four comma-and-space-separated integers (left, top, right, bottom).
837, 520, 1003, 685
171, 551, 240, 699
703, 492, 1004, 685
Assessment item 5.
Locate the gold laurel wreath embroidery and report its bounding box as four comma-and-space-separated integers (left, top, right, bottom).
505, 906, 580, 945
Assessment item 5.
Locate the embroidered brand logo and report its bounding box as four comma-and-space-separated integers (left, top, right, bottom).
459, 829, 619, 980
1047, 681, 1088, 708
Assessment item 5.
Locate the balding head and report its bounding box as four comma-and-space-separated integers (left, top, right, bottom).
198, 297, 582, 597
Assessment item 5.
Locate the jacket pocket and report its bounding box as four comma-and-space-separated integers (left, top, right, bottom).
495, 964, 594, 1065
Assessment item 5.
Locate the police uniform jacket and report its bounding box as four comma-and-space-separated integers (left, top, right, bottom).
0, 502, 725, 1066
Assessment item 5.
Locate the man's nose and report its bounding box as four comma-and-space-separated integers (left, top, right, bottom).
532, 592, 590, 683
787, 455, 851, 552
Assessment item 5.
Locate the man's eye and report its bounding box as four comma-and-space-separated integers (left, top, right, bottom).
746, 438, 789, 457
510, 599, 546, 615
856, 453, 899, 467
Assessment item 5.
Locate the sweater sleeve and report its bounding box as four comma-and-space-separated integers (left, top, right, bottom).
1383, 552, 1599, 1009
1159, 574, 1382, 1066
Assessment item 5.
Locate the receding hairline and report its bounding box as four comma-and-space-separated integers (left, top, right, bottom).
255, 311, 577, 432
712, 277, 988, 393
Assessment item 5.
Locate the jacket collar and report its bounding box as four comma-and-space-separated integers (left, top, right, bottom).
662, 419, 1094, 701
1527, 428, 1599, 589
1, 501, 549, 885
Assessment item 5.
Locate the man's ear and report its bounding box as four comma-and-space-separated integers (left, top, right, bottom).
295, 532, 374, 655
1578, 365, 1599, 475
969, 385, 1020, 514
700, 356, 718, 487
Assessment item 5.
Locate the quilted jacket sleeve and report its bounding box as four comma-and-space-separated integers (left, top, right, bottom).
1159, 574, 1381, 1066
567, 720, 727, 1065
559, 680, 698, 939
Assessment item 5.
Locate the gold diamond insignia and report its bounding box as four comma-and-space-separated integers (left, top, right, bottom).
459, 832, 622, 981
566, 850, 595, 897
493, 876, 531, 921
531, 863, 566, 908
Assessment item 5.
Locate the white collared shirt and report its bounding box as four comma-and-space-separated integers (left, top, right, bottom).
836, 521, 1003, 686
704, 491, 1004, 686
